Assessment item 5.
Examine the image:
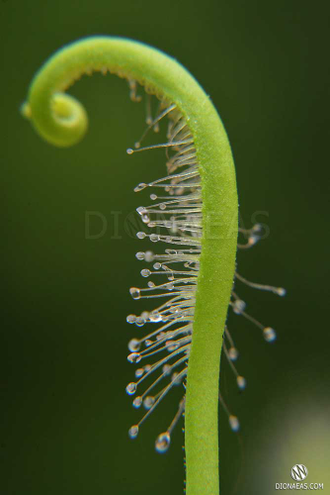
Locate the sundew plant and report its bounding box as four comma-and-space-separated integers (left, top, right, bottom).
22, 36, 285, 495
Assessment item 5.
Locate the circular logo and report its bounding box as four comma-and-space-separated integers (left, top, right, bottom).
291, 464, 308, 481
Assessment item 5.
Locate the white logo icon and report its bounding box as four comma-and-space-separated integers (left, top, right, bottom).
291, 464, 308, 481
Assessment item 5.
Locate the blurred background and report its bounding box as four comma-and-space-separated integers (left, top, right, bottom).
1, 1, 329, 494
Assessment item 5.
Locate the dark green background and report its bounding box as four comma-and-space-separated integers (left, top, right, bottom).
1, 1, 329, 494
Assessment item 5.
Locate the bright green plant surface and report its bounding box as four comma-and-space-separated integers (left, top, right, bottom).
22, 36, 238, 495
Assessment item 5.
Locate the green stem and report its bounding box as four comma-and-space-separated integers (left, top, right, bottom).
22, 36, 238, 495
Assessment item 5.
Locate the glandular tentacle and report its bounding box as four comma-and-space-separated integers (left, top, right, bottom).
126, 100, 200, 450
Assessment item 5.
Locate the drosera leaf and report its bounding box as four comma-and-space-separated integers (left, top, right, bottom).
21, 35, 239, 495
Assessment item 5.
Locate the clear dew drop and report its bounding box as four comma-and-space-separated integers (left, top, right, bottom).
249, 234, 260, 245
126, 314, 136, 324
263, 327, 277, 342
149, 312, 162, 322
233, 299, 246, 314
228, 347, 239, 361
276, 287, 286, 297
136, 251, 145, 261
127, 148, 134, 155
128, 338, 141, 352
129, 287, 141, 300
136, 206, 145, 215
150, 194, 157, 200
136, 207, 150, 224
145, 251, 154, 262
237, 376, 246, 390
166, 341, 179, 352
141, 269, 151, 277
143, 396, 155, 410
229, 415, 240, 432
126, 382, 137, 395
150, 234, 159, 243
155, 432, 171, 453
134, 182, 148, 193
252, 223, 262, 233
135, 368, 144, 378
136, 231, 146, 240
135, 317, 145, 327
128, 425, 139, 439
162, 364, 172, 376
132, 396, 143, 409
127, 353, 142, 364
